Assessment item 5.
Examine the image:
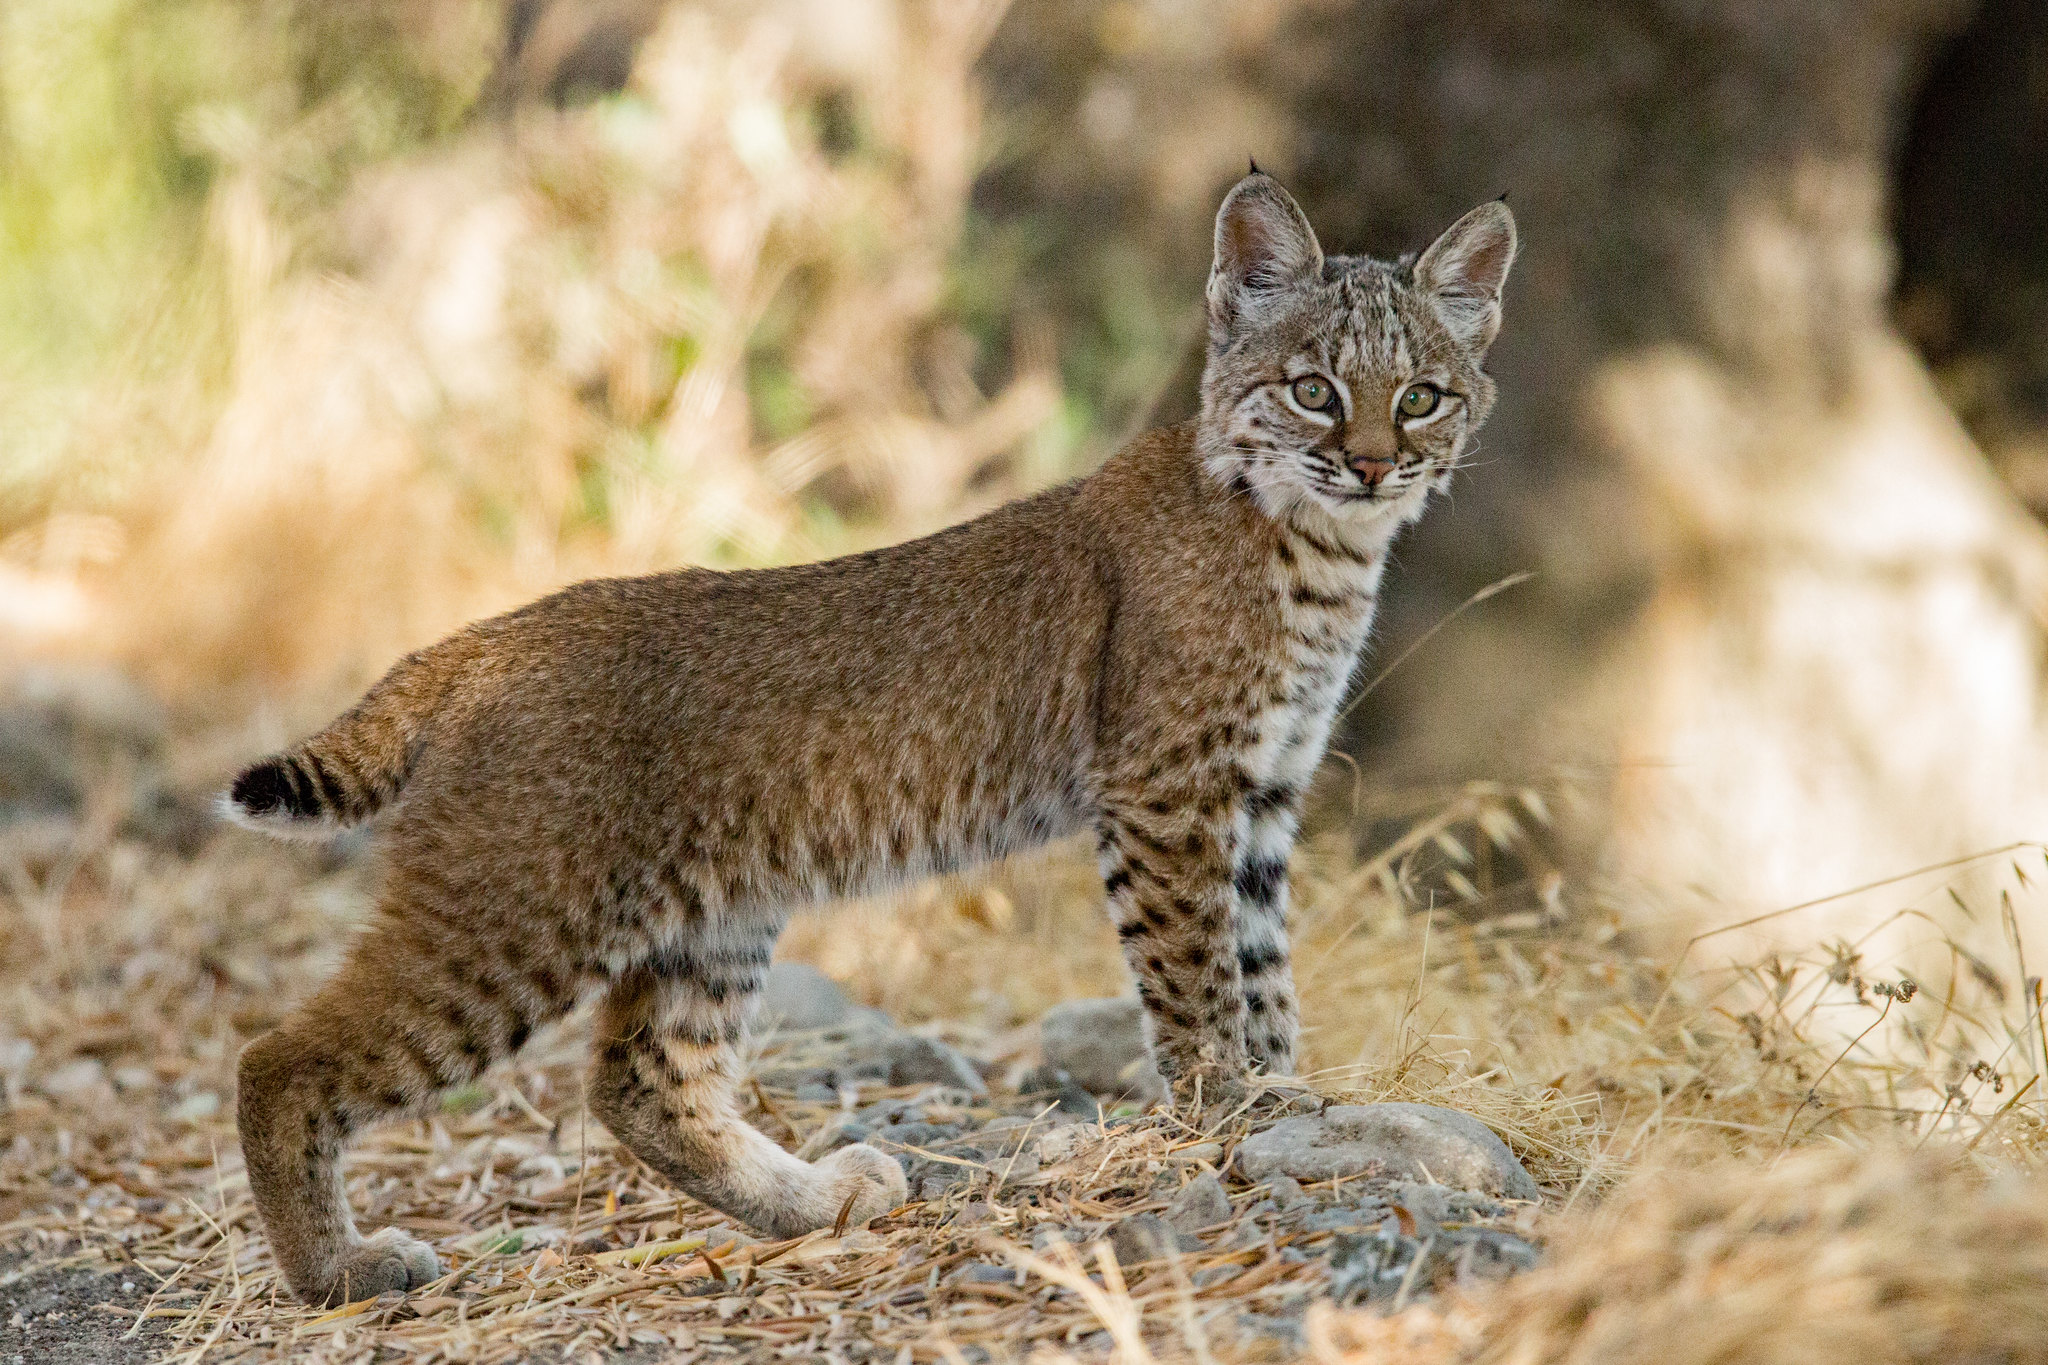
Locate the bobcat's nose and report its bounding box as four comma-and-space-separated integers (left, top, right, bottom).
1349, 455, 1395, 488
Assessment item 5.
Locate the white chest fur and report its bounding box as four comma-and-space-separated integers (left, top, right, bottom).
1247, 517, 1393, 800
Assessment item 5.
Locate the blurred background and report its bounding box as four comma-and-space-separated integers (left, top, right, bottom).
3, 0, 2048, 1001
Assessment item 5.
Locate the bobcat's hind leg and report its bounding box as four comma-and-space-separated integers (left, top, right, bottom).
237, 915, 580, 1305
589, 940, 906, 1239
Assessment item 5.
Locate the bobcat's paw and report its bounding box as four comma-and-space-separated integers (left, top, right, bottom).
315, 1228, 441, 1306
815, 1143, 909, 1230
1163, 1064, 1253, 1112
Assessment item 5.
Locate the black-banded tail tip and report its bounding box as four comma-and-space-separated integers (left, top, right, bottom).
222, 756, 338, 839
233, 757, 314, 818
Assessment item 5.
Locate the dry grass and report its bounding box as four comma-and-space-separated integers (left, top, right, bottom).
3, 770, 2045, 1362
1312, 1148, 2048, 1365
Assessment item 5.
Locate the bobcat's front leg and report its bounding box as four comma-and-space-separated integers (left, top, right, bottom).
1236, 783, 1304, 1077
1097, 790, 1249, 1103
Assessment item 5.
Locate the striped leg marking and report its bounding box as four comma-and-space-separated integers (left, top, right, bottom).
1099, 803, 1250, 1101
1235, 783, 1303, 1076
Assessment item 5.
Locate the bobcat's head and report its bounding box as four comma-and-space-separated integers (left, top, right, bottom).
1197, 171, 1516, 529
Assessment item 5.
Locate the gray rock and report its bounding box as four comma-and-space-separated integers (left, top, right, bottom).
1031, 1224, 1089, 1254
809, 1120, 874, 1154
840, 1005, 898, 1037
882, 1033, 986, 1094
1, 668, 209, 852
1236, 1311, 1308, 1347
758, 963, 854, 1031
949, 1202, 995, 1228
871, 1121, 959, 1150
976, 1114, 1031, 1138
1389, 1179, 1451, 1233
1032, 1124, 1086, 1164
758, 1065, 838, 1091
1019, 1063, 1106, 1116
1106, 1212, 1195, 1265
0, 708, 81, 824
1298, 1201, 1392, 1234
991, 1148, 1041, 1184
965, 1118, 1041, 1156
854, 1097, 929, 1127
1234, 1103, 1538, 1201
1038, 997, 1165, 1101
1225, 1216, 1271, 1249
949, 1260, 1017, 1285
1266, 1174, 1309, 1207
1164, 1172, 1233, 1235
1458, 1226, 1542, 1279
912, 1163, 976, 1201
1326, 1225, 1430, 1304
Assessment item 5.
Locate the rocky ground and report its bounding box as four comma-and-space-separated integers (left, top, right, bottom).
752, 960, 1543, 1341
0, 966, 1547, 1363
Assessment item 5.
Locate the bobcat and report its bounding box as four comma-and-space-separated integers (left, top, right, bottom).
226, 170, 1515, 1306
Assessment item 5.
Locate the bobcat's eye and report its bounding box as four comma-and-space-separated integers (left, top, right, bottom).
1397, 383, 1442, 419
1290, 375, 1337, 412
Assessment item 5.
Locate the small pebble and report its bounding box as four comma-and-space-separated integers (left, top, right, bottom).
1164, 1172, 1234, 1235
1033, 1125, 1084, 1164
1031, 1225, 1077, 1254
951, 1200, 995, 1227
1108, 1212, 1195, 1265
757, 962, 854, 1031
1390, 1179, 1451, 1233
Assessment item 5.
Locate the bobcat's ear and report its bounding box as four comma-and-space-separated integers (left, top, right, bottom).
1415, 201, 1518, 353
1207, 173, 1323, 339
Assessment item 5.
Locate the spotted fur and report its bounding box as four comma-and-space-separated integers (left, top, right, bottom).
228, 172, 1514, 1305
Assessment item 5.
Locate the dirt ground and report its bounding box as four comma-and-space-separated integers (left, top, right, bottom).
0, 1251, 163, 1365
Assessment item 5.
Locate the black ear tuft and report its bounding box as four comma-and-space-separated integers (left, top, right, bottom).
1495, 189, 1510, 203
1248, 155, 1263, 176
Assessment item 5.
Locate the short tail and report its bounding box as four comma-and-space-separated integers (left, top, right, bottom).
222, 634, 477, 839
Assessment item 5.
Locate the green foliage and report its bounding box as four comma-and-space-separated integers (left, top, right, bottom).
952, 207, 1192, 455
440, 1081, 492, 1115
0, 0, 494, 515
